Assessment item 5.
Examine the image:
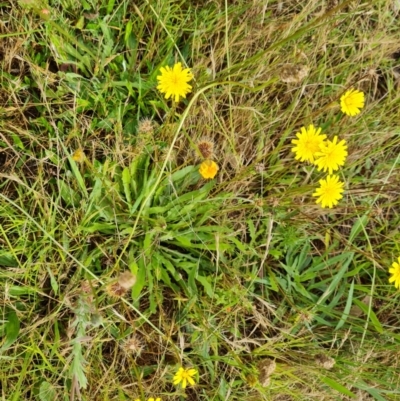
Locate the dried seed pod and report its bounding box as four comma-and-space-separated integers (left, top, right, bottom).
196, 138, 215, 159
123, 334, 144, 356
106, 271, 136, 298
279, 63, 309, 84
315, 354, 335, 370
137, 117, 155, 135
257, 358, 276, 387
118, 271, 136, 290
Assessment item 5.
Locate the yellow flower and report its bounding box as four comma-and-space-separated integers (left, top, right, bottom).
340, 88, 365, 116
173, 367, 197, 389
72, 148, 85, 162
291, 124, 327, 163
156, 62, 193, 102
312, 174, 344, 208
389, 257, 400, 289
314, 136, 347, 175
199, 160, 219, 179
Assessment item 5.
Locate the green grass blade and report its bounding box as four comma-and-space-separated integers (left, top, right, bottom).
335, 279, 355, 331
0, 309, 20, 352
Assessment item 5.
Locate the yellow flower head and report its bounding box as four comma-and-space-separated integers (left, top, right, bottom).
173, 367, 197, 389
291, 124, 327, 163
389, 257, 400, 289
156, 62, 193, 103
199, 160, 219, 179
340, 88, 365, 116
312, 174, 344, 208
72, 148, 85, 163
314, 136, 348, 175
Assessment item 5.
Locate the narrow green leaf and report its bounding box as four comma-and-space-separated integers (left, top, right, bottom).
107, 0, 116, 14
335, 279, 354, 330
302, 252, 354, 282
186, 263, 198, 296
68, 157, 88, 197
131, 257, 146, 300
124, 20, 133, 43
122, 167, 132, 204
354, 381, 387, 401
268, 270, 279, 292
0, 310, 20, 351
0, 252, 19, 267
58, 179, 81, 207
349, 214, 368, 243
321, 376, 356, 398
8, 286, 37, 296
47, 267, 59, 295
167, 165, 196, 183
155, 253, 186, 290
196, 275, 214, 297
353, 299, 383, 333
315, 252, 354, 307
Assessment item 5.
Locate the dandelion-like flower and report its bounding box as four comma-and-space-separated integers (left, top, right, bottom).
312, 174, 344, 208
199, 160, 219, 179
291, 124, 327, 163
389, 257, 400, 289
314, 136, 347, 175
173, 367, 197, 389
340, 88, 365, 116
156, 62, 193, 102
72, 149, 85, 163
